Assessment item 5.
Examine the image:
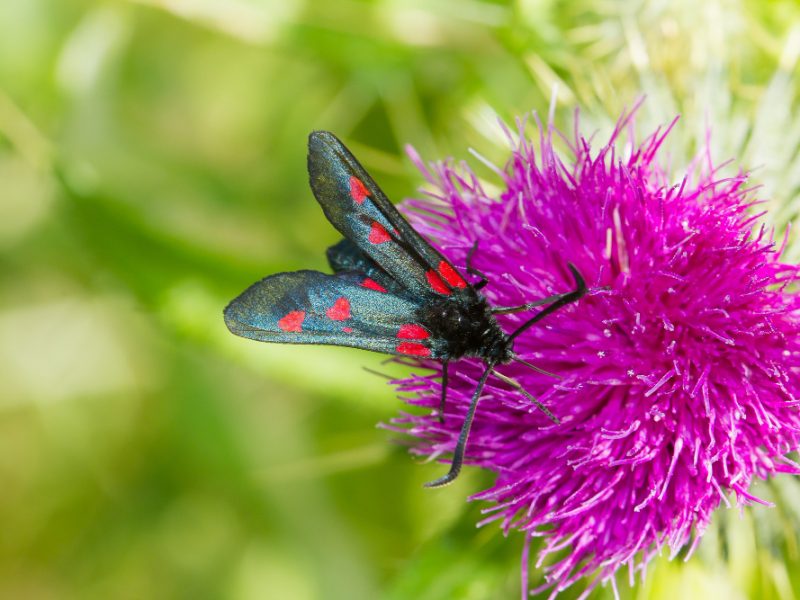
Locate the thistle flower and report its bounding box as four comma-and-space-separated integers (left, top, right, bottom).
389, 107, 800, 596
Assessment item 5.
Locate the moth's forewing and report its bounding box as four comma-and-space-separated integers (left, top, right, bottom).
308, 131, 473, 300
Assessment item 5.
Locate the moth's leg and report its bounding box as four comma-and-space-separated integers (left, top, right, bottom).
510, 356, 561, 379
465, 241, 489, 290
438, 361, 449, 423
424, 366, 493, 488
362, 366, 393, 379
491, 369, 560, 424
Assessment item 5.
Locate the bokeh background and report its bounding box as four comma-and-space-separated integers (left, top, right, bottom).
2, 1, 800, 598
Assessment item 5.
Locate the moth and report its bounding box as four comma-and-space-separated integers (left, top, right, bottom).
224, 131, 586, 487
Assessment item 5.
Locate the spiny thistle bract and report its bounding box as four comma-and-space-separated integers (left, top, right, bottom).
389, 108, 800, 596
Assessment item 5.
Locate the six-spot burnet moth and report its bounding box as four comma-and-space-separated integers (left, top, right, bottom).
224, 131, 587, 487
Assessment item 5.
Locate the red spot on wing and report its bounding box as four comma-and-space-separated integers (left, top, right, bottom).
278, 310, 305, 332
361, 278, 387, 293
396, 342, 431, 357
368, 222, 391, 244
397, 324, 429, 340
326, 297, 351, 321
438, 261, 467, 288
342, 327, 353, 333
426, 269, 450, 295
349, 177, 369, 204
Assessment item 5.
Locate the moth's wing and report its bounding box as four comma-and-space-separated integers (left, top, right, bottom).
325, 238, 406, 296
308, 131, 472, 299
224, 270, 438, 358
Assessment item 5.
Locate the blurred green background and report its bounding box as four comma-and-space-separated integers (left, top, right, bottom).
2, 1, 800, 598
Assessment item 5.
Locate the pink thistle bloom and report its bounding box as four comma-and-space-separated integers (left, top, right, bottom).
389, 107, 800, 597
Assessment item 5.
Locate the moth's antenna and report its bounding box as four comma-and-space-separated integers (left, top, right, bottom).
491, 369, 560, 424
491, 290, 573, 314
511, 356, 561, 379
507, 263, 586, 345
424, 366, 493, 488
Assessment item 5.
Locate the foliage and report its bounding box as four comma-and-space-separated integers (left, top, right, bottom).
1, 1, 799, 598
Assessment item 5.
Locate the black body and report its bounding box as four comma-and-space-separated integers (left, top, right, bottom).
420, 295, 510, 363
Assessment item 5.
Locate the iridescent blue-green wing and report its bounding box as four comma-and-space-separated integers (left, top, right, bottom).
224, 270, 439, 359
308, 131, 473, 299
325, 238, 406, 296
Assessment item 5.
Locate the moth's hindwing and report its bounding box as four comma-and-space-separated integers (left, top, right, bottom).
224, 270, 439, 358
326, 238, 407, 297
308, 131, 474, 300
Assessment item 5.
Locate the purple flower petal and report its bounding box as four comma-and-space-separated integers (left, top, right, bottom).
389, 107, 800, 595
